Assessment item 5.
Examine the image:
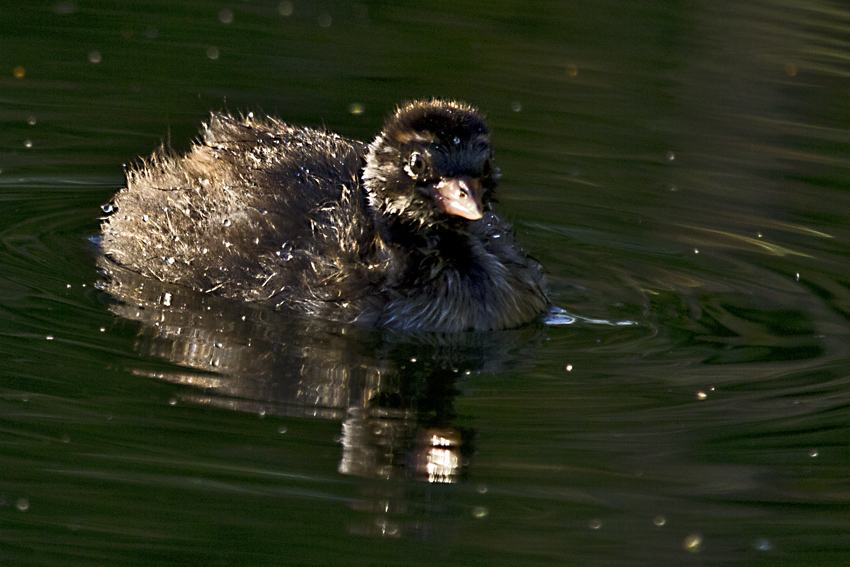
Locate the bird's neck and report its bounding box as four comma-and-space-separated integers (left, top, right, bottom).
383, 216, 470, 257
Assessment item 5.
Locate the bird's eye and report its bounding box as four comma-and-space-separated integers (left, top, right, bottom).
481, 157, 492, 178
407, 153, 426, 177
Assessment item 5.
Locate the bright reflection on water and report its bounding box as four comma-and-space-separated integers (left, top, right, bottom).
1, 0, 850, 565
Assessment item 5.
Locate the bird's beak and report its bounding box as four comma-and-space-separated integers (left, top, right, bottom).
430, 176, 484, 220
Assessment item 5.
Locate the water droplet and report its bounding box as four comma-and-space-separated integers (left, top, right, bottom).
206, 46, 219, 60
653, 515, 666, 527
15, 498, 30, 512
45, 335, 54, 341
88, 50, 102, 64
24, 140, 33, 149
348, 102, 365, 115
27, 115, 36, 126
317, 12, 332, 27
277, 425, 288, 434
278, 1, 294, 16
54, 2, 76, 15
510, 100, 522, 112
808, 449, 819, 458
666, 151, 676, 161
472, 506, 489, 519
683, 533, 703, 553
588, 518, 602, 530
218, 8, 234, 24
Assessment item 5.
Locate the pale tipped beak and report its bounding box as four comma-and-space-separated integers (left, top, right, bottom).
430, 176, 484, 220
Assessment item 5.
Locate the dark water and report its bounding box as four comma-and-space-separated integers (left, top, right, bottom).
3, 1, 850, 565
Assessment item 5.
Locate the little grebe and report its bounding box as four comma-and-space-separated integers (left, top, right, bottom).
100, 100, 549, 331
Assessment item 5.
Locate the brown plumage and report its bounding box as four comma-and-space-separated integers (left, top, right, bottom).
100, 100, 549, 331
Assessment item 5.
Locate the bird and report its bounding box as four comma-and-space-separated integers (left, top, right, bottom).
99, 99, 549, 332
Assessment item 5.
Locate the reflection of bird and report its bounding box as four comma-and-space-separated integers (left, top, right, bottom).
100, 100, 548, 331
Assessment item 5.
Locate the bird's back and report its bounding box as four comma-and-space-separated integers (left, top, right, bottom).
101, 114, 384, 313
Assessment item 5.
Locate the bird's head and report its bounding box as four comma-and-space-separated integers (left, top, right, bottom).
363, 100, 499, 232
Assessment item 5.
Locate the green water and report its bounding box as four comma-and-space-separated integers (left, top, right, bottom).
2, 1, 850, 565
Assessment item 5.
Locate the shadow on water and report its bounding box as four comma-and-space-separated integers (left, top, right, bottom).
96, 257, 548, 536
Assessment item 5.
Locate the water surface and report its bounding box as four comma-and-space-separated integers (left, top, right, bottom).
2, 1, 850, 565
